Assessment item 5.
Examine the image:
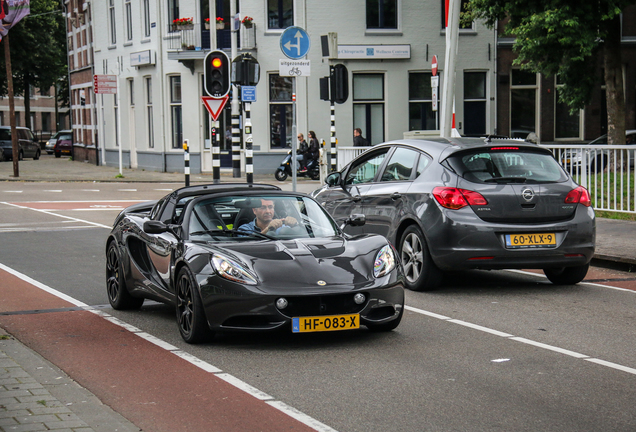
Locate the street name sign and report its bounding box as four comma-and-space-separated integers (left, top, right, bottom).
280, 26, 310, 59
241, 86, 257, 102
93, 75, 117, 94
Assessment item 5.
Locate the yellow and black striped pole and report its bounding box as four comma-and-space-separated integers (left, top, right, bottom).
183, 139, 190, 187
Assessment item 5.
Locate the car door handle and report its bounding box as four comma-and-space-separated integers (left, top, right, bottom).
391, 192, 402, 200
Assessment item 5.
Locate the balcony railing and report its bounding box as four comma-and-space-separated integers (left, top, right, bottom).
166, 23, 256, 51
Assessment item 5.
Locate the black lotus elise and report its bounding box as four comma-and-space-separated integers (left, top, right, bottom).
106, 184, 404, 343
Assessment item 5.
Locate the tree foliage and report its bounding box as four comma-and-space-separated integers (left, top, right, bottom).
0, 0, 68, 124
464, 0, 631, 115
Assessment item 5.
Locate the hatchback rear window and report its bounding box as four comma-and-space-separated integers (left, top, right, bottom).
58, 134, 72, 141
447, 148, 567, 184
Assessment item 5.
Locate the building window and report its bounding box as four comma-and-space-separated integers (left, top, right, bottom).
409, 72, 439, 131
441, 0, 472, 29
510, 69, 538, 139
125, 0, 133, 41
555, 76, 582, 140
366, 0, 397, 29
168, 0, 179, 31
146, 77, 154, 148
170, 75, 182, 149
128, 79, 134, 106
463, 71, 487, 136
353, 74, 385, 145
143, 0, 151, 37
109, 0, 116, 45
268, 0, 293, 30
269, 74, 293, 149
42, 112, 51, 132
40, 87, 50, 97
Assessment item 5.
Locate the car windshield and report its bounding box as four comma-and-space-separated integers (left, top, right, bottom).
448, 148, 567, 184
0, 130, 10, 140
58, 134, 72, 141
188, 195, 340, 241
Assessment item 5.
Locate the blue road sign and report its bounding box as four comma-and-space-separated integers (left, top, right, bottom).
241, 86, 257, 102
280, 26, 311, 60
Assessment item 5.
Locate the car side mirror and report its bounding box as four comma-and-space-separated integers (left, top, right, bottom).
340, 213, 366, 230
143, 220, 170, 234
326, 172, 341, 187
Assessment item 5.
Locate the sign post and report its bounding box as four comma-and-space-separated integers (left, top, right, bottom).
94, 74, 121, 175
280, 26, 311, 191
431, 56, 439, 112
201, 95, 229, 183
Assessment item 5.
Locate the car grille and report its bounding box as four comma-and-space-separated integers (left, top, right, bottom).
281, 294, 367, 317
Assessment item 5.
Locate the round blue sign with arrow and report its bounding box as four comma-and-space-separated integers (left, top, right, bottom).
280, 26, 311, 59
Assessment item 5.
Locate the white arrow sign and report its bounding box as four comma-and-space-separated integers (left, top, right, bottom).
284, 30, 304, 57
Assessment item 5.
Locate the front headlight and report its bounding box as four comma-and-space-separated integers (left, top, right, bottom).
211, 253, 257, 285
374, 245, 396, 278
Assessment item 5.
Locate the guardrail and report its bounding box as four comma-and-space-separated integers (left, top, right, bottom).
336, 144, 636, 214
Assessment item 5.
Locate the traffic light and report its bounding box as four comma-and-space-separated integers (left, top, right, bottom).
231, 53, 261, 87
332, 64, 349, 104
204, 50, 230, 97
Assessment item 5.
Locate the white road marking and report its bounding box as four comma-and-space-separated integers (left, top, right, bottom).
43, 190, 63, 193
1, 202, 112, 229
508, 269, 636, 293
404, 305, 636, 375
118, 189, 138, 192
0, 262, 340, 432
3, 191, 23, 193
81, 189, 101, 192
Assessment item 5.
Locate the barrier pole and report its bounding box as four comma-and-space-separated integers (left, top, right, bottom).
183, 139, 190, 187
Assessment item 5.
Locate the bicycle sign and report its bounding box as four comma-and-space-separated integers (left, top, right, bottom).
279, 59, 311, 77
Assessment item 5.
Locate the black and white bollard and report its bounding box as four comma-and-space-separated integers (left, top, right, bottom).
212, 120, 220, 183
183, 139, 190, 187
330, 103, 337, 172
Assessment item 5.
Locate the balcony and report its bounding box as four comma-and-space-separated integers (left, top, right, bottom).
166, 23, 256, 54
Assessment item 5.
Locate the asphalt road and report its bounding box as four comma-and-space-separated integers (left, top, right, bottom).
1, 182, 635, 432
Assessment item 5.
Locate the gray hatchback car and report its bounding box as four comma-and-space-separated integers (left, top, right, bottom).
312, 138, 595, 291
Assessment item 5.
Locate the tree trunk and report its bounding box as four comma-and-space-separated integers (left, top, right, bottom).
603, 14, 627, 171
23, 78, 31, 131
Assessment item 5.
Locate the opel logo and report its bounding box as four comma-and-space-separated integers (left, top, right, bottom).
522, 188, 534, 202
317, 280, 326, 286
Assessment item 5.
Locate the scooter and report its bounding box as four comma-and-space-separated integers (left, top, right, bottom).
274, 151, 320, 181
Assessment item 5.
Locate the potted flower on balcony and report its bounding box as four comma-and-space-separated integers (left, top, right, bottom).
204, 17, 210, 29
172, 17, 194, 31
241, 16, 254, 28
216, 17, 224, 30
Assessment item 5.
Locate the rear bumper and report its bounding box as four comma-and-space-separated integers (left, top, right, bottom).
427, 206, 595, 271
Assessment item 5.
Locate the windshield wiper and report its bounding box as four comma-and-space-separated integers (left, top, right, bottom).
484, 177, 528, 184
190, 228, 274, 240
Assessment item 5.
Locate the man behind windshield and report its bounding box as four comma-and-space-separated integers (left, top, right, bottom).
238, 198, 298, 235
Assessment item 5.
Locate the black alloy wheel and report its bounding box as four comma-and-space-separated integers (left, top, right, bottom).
106, 242, 144, 310
590, 155, 607, 173
33, 149, 40, 160
18, 150, 23, 161
543, 264, 589, 285
176, 267, 214, 344
55, 151, 61, 158
275, 168, 288, 181
400, 225, 443, 291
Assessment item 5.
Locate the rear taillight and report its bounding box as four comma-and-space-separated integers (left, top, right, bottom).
433, 187, 488, 210
564, 186, 591, 207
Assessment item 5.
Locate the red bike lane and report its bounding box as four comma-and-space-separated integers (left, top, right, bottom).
0, 267, 320, 432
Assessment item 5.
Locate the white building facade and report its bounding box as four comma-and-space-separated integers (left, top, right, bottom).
91, 0, 497, 174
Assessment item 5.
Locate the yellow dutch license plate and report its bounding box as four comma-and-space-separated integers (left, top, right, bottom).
505, 233, 556, 248
292, 314, 360, 333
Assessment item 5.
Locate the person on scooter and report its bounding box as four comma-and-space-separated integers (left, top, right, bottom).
300, 131, 319, 173
295, 133, 308, 171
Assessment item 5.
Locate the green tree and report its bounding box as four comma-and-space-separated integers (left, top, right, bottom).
0, 0, 68, 130
464, 0, 631, 145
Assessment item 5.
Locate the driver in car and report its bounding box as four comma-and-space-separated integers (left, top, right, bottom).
238, 198, 298, 235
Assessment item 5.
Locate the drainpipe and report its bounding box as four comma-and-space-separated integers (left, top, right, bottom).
157, 0, 166, 172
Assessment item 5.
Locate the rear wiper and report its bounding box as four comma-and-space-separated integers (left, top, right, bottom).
484, 177, 527, 184
190, 228, 274, 240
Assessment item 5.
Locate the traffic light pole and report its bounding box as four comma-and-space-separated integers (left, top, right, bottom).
230, 0, 241, 178
244, 102, 253, 184
330, 66, 337, 172
212, 120, 220, 183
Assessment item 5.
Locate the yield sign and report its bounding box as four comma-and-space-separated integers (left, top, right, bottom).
201, 95, 229, 121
